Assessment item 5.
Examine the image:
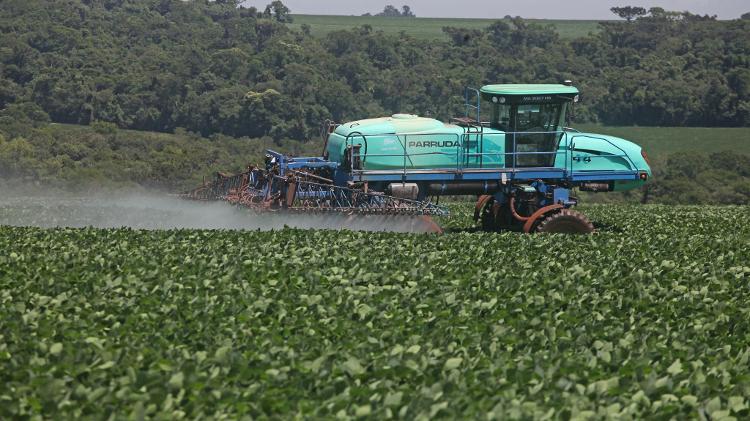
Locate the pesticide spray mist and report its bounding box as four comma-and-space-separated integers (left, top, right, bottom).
0, 191, 441, 234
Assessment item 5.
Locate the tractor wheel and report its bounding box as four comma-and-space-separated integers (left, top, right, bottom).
536, 209, 594, 234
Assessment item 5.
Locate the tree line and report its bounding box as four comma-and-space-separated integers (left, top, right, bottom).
362, 5, 416, 17
0, 0, 748, 144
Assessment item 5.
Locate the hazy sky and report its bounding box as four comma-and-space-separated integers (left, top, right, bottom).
243, 0, 747, 20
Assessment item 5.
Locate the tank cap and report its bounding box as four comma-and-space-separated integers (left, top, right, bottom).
391, 113, 419, 120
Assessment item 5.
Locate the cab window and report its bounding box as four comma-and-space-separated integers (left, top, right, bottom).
492, 104, 512, 131
515, 104, 563, 133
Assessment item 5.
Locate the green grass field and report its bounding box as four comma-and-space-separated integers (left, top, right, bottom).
575, 124, 750, 161
289, 14, 604, 40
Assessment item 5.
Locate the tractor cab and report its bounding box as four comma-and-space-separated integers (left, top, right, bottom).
478, 84, 579, 168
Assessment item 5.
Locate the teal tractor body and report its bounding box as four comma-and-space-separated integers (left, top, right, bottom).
324, 83, 651, 232
327, 85, 650, 189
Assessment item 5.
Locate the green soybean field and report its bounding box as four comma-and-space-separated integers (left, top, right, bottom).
2, 204, 750, 419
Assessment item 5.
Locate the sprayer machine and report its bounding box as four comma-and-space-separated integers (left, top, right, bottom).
182, 83, 652, 233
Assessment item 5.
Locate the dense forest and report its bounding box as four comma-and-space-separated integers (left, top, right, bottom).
1, 0, 748, 142
1, 1, 749, 202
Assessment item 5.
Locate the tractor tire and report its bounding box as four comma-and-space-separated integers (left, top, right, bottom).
536, 209, 594, 234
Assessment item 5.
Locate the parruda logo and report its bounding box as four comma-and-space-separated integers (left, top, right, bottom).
408, 140, 461, 148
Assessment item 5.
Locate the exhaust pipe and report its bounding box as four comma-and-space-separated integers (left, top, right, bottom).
578, 182, 612, 192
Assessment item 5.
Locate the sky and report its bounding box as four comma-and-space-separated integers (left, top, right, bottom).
243, 0, 748, 20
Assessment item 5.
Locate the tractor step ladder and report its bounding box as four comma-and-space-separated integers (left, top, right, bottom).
461, 87, 484, 169
462, 123, 484, 169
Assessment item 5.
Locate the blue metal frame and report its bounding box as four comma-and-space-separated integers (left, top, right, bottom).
267, 149, 338, 176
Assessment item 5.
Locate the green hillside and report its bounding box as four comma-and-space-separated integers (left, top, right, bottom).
0, 123, 322, 191
289, 14, 604, 40
3, 122, 749, 204
575, 124, 750, 159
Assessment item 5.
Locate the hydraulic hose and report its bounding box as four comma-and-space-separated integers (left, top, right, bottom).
509, 195, 531, 222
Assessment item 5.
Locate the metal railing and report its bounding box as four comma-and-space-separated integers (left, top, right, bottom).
342, 129, 640, 179
465, 87, 482, 123
345, 132, 466, 177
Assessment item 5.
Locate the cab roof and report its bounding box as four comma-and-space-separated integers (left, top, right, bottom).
480, 84, 579, 96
